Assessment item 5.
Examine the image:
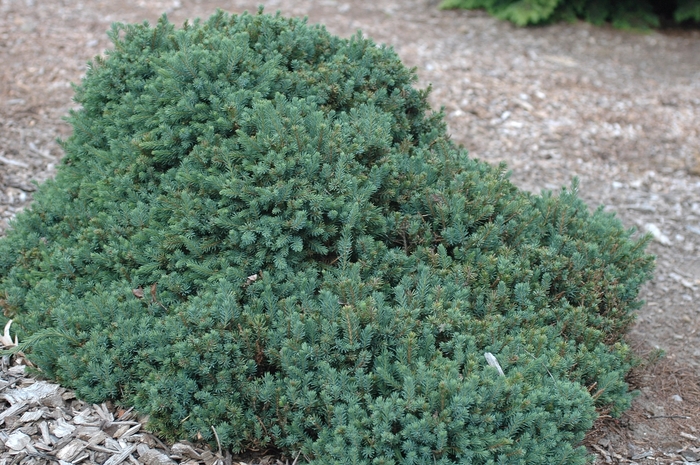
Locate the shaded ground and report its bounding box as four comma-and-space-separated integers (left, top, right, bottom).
1, 0, 699, 463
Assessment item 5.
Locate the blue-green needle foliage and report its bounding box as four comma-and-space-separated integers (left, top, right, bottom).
0, 9, 653, 464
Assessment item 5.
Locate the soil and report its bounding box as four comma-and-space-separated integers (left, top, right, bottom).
1, 0, 699, 463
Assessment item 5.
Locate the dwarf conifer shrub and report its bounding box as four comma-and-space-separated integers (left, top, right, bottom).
0, 9, 654, 464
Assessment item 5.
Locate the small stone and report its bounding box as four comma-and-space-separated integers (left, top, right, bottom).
671, 394, 683, 402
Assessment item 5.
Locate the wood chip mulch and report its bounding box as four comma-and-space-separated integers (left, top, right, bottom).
0, 329, 286, 465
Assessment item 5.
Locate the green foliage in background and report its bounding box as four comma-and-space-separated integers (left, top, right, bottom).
0, 9, 654, 464
674, 0, 700, 22
440, 0, 700, 28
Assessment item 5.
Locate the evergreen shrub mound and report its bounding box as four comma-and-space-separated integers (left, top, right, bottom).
0, 9, 654, 464
439, 0, 700, 29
